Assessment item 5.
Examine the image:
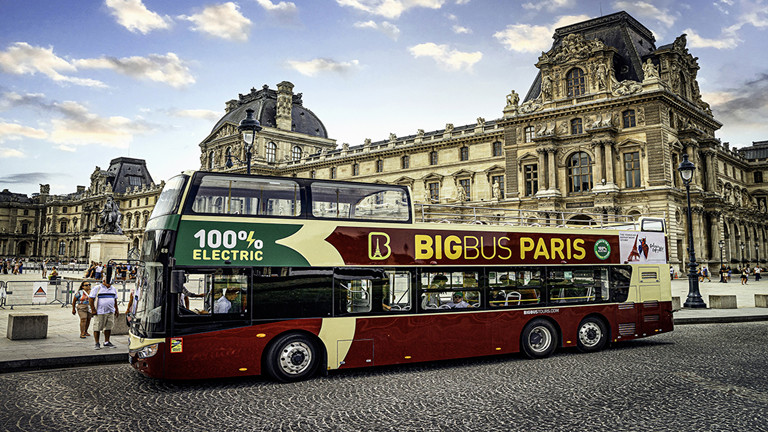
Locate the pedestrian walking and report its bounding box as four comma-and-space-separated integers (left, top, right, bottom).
72, 281, 93, 338
89, 273, 119, 350
741, 267, 749, 285
719, 265, 728, 283
754, 265, 762, 282
40, 260, 47, 279
702, 266, 711, 282
727, 266, 732, 282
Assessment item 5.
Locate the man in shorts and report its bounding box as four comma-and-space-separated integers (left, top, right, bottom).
89, 274, 119, 350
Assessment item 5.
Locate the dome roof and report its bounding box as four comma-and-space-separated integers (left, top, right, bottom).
211, 84, 328, 139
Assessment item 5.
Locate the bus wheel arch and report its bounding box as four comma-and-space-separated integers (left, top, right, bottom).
520, 317, 559, 359
262, 331, 324, 382
576, 314, 609, 353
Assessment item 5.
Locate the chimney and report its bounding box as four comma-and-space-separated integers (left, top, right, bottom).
276, 81, 294, 131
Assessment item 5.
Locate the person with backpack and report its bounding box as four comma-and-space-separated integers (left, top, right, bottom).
71, 281, 93, 339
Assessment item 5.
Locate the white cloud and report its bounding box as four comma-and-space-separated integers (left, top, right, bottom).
105, 0, 172, 34
179, 2, 251, 41
255, 0, 299, 23
75, 53, 195, 88
684, 27, 740, 49
56, 144, 76, 152
612, 1, 676, 28
336, 0, 445, 19
1, 92, 153, 149
452, 25, 471, 34
285, 58, 361, 76
408, 42, 482, 71
0, 146, 25, 158
0, 121, 47, 143
173, 109, 221, 121
354, 20, 401, 40
522, 0, 575, 12
493, 15, 590, 53
0, 42, 107, 88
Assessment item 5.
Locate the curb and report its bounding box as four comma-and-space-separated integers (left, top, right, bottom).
0, 353, 126, 374
674, 315, 768, 325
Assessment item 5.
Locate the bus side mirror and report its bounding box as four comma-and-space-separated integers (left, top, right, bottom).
170, 270, 185, 294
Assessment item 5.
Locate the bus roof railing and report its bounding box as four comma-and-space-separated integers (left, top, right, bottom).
414, 203, 652, 230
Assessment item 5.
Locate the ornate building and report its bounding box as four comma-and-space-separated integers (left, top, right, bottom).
0, 157, 162, 261
204, 12, 767, 272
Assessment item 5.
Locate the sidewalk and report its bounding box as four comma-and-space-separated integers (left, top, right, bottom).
0, 274, 766, 373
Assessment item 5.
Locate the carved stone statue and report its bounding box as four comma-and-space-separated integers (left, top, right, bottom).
492, 181, 501, 200
541, 75, 553, 100
456, 185, 467, 202
642, 59, 659, 80
98, 196, 123, 235
596, 63, 607, 90
506, 90, 519, 107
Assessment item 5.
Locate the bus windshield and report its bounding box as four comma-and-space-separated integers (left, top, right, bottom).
134, 263, 165, 336
150, 175, 187, 219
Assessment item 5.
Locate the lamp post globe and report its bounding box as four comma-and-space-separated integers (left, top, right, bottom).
237, 108, 262, 175
678, 153, 706, 308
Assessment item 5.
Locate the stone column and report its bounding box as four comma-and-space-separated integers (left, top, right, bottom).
604, 142, 615, 185
547, 147, 557, 192
537, 148, 547, 190
592, 141, 604, 185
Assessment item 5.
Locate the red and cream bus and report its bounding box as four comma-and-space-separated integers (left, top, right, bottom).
128, 171, 673, 382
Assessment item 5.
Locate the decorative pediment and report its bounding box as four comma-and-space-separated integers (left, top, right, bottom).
393, 176, 414, 187
451, 169, 475, 180
539, 33, 606, 65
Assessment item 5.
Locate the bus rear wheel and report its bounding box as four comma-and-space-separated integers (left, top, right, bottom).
576, 317, 608, 353
264, 333, 319, 383
520, 319, 557, 359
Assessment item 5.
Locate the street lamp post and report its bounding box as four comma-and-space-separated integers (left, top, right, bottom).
756, 244, 760, 268
226, 108, 262, 175
678, 153, 706, 308
718, 239, 726, 283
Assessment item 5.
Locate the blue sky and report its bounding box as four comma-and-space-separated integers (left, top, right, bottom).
1, 0, 767, 196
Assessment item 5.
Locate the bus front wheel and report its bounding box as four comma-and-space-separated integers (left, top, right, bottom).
264, 333, 319, 383
520, 319, 557, 359
576, 317, 608, 353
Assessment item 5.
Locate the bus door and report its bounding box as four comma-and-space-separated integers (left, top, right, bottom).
332, 268, 382, 368
168, 268, 252, 378
637, 266, 663, 336
610, 266, 638, 340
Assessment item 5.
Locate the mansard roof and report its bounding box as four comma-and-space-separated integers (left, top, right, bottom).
739, 140, 768, 160
211, 84, 328, 139
106, 157, 154, 194
524, 11, 657, 102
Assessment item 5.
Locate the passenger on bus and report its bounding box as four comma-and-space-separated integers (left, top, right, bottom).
444, 292, 470, 308
213, 288, 239, 313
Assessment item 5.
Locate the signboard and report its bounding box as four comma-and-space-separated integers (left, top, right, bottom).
618, 231, 667, 264
32, 282, 47, 305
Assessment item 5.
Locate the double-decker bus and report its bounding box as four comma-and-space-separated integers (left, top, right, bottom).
129, 171, 673, 382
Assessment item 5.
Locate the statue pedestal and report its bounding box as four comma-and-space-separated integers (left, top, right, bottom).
87, 234, 131, 264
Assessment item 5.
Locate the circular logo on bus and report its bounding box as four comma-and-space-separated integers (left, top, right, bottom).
594, 239, 611, 260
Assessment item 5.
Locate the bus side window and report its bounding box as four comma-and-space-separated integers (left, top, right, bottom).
383, 271, 412, 312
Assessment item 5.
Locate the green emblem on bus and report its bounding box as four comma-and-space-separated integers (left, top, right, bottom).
594, 239, 611, 260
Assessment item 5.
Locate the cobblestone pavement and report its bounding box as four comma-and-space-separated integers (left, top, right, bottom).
1, 323, 767, 432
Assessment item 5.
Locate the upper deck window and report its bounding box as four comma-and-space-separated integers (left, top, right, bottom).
150, 175, 187, 219
190, 175, 301, 217
311, 182, 410, 222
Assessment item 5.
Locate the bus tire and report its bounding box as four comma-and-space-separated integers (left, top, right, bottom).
576, 317, 608, 353
520, 319, 557, 359
264, 333, 319, 383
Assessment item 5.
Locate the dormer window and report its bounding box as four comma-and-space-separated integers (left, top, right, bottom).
566, 68, 586, 97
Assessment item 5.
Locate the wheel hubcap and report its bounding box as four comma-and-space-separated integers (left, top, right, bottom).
279, 342, 312, 375
579, 322, 602, 347
529, 326, 552, 353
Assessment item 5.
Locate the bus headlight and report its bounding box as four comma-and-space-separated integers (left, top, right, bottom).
134, 343, 159, 359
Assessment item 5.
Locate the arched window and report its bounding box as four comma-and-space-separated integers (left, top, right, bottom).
568, 151, 593, 193
570, 118, 583, 135
60, 220, 67, 233
266, 142, 277, 163
524, 126, 535, 143
58, 241, 65, 256
225, 147, 232, 167
208, 151, 215, 170
401, 155, 410, 169
566, 68, 586, 97
622, 109, 636, 128
292, 146, 302, 161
